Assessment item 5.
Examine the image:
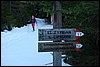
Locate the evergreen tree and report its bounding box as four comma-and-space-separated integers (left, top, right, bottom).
61, 1, 99, 66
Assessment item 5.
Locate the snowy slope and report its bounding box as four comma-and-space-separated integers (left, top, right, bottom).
1, 18, 71, 66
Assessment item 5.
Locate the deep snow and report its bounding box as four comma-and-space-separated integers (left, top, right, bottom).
1, 18, 71, 66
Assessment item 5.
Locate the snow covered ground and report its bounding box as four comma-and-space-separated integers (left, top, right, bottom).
1, 18, 71, 66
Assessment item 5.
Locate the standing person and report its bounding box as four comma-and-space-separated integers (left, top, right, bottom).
28, 15, 37, 31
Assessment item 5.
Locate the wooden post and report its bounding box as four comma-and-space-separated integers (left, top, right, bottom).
53, 1, 62, 66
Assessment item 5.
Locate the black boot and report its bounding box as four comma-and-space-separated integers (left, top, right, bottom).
33, 27, 35, 31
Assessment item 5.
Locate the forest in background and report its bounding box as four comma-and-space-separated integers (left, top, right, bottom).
1, 1, 99, 66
